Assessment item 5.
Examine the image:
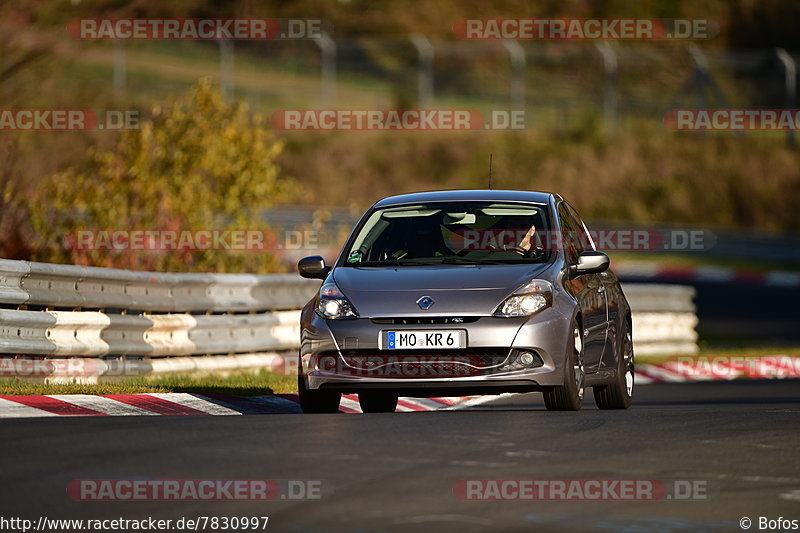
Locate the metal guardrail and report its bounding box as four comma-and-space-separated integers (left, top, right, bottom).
624, 285, 698, 355
0, 259, 320, 361
0, 259, 697, 381
0, 259, 319, 312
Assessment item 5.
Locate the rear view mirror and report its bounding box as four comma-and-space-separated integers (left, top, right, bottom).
569, 251, 610, 277
298, 256, 331, 280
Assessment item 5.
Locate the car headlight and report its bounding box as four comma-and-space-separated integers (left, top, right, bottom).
494, 279, 552, 317
316, 282, 359, 319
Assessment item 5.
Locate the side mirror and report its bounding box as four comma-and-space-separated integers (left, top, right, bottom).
569, 251, 610, 278
298, 256, 331, 280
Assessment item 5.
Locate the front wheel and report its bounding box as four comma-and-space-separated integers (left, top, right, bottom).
593, 317, 634, 409
543, 323, 584, 411
298, 375, 341, 413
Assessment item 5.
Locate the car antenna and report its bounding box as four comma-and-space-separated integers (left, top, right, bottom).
488, 153, 493, 189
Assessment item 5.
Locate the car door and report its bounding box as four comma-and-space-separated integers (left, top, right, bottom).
597, 268, 621, 372
567, 204, 613, 372
558, 203, 608, 373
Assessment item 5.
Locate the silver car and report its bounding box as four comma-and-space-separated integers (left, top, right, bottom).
297, 190, 634, 412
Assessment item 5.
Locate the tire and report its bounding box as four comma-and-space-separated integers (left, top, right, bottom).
298, 375, 341, 413
593, 317, 634, 410
358, 391, 398, 413
543, 322, 584, 411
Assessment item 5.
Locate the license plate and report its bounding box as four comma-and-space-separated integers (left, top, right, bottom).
382, 330, 466, 349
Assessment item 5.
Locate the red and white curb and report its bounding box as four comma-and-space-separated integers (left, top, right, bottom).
0, 393, 467, 418
1, 357, 797, 418
615, 262, 800, 287
635, 355, 800, 384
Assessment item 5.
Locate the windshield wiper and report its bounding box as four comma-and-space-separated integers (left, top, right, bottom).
438, 257, 506, 265
347, 257, 533, 267
347, 260, 442, 267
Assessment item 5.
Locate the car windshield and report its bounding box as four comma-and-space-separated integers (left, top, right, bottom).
341, 201, 552, 266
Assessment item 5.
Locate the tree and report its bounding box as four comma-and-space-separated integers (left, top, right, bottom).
29, 79, 295, 273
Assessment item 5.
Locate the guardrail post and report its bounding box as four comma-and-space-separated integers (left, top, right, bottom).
113, 40, 126, 96
687, 44, 710, 109
595, 42, 618, 134
314, 32, 337, 107
776, 48, 797, 148
218, 39, 234, 103
502, 40, 526, 112
410, 35, 434, 108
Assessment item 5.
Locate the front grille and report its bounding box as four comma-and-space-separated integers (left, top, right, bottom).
370, 317, 480, 325
314, 348, 544, 379
314, 348, 508, 378
339, 348, 509, 368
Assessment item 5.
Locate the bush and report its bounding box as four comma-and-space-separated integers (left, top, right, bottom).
28, 79, 296, 273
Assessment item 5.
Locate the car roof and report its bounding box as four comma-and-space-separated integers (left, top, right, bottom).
373, 189, 555, 207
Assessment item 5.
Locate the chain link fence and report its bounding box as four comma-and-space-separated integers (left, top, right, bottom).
88, 37, 799, 140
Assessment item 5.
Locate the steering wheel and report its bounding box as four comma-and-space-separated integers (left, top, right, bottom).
456, 244, 498, 257
500, 243, 530, 256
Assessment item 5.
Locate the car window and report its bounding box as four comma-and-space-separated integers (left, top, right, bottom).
557, 203, 580, 264
566, 203, 596, 252
341, 201, 552, 266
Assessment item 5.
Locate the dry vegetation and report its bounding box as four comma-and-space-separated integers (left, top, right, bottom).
281, 128, 800, 232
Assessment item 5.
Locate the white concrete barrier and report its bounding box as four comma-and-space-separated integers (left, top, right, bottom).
623, 284, 699, 355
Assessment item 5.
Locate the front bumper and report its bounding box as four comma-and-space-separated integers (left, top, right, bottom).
300, 306, 572, 395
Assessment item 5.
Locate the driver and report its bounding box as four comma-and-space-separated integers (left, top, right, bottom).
518, 224, 537, 251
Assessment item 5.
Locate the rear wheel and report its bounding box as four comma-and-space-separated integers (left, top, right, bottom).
358, 391, 398, 413
298, 375, 341, 413
543, 323, 584, 411
593, 317, 634, 409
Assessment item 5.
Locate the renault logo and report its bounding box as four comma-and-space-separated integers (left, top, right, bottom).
416, 296, 434, 310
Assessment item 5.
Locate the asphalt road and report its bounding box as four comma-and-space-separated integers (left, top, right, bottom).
2, 381, 799, 533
